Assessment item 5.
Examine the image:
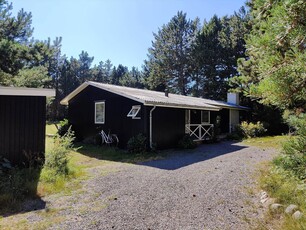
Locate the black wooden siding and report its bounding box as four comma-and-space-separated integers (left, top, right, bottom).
68, 86, 145, 147
147, 106, 185, 149
67, 86, 233, 149
0, 95, 46, 165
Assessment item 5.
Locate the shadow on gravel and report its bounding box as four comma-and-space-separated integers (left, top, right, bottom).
141, 141, 248, 170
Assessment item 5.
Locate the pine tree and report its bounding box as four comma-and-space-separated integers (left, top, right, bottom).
192, 8, 249, 100
145, 11, 200, 95
233, 0, 306, 112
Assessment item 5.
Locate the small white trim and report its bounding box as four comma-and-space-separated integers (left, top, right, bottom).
0, 86, 55, 97
95, 101, 105, 124
127, 105, 141, 119
60, 82, 90, 105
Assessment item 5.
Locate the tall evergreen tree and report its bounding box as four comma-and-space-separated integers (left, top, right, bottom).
119, 67, 144, 88
0, 0, 33, 83
145, 11, 200, 95
192, 8, 249, 100
78, 51, 94, 82
232, 0, 306, 112
111, 64, 128, 85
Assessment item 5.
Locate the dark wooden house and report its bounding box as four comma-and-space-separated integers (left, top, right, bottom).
61, 81, 248, 149
0, 87, 55, 165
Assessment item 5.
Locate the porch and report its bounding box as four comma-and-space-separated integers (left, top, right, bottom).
185, 124, 214, 141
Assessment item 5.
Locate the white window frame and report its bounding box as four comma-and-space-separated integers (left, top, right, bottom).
95, 101, 105, 124
127, 105, 141, 119
201, 110, 210, 124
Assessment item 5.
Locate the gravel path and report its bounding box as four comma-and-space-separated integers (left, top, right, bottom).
2, 141, 277, 229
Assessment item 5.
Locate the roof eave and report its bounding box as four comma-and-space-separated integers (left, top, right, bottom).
60, 82, 90, 105
218, 105, 250, 110
0, 87, 55, 97
144, 102, 220, 111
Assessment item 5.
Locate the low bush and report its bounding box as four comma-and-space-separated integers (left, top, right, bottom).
0, 129, 80, 214
239, 121, 267, 138
257, 113, 306, 229
226, 132, 242, 140
274, 113, 306, 180
178, 134, 197, 149
41, 128, 75, 182
127, 133, 147, 154
0, 156, 41, 213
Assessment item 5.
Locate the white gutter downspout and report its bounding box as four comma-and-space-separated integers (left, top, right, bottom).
149, 106, 156, 149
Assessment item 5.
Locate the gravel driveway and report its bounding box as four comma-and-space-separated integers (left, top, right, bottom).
1, 141, 276, 230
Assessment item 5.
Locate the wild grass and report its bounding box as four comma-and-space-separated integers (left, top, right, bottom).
257, 164, 306, 229
1, 124, 163, 216
253, 135, 306, 230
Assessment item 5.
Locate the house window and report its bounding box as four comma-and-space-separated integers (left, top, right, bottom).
201, 111, 210, 124
127, 105, 141, 119
95, 101, 105, 124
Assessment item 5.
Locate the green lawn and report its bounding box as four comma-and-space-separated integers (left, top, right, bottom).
241, 135, 288, 149
46, 123, 58, 135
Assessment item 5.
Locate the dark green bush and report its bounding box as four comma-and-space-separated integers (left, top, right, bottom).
226, 132, 242, 140
178, 134, 197, 149
57, 119, 70, 137
0, 156, 41, 212
127, 133, 147, 154
274, 113, 306, 180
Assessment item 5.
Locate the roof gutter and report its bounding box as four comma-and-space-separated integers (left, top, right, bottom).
149, 106, 156, 149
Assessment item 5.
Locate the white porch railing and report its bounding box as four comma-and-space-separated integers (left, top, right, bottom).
185, 124, 214, 141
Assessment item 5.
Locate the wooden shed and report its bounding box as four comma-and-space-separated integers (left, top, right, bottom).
61, 81, 248, 149
0, 87, 55, 165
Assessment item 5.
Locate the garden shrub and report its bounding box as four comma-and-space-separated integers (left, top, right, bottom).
41, 128, 75, 182
57, 118, 70, 136
274, 113, 306, 180
178, 134, 197, 149
239, 121, 267, 138
127, 133, 147, 154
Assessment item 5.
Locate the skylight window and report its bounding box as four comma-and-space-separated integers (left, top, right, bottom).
127, 105, 141, 119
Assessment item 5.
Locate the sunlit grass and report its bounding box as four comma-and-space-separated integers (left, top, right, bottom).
45, 123, 58, 136
41, 136, 162, 196
1, 125, 162, 216
256, 163, 306, 229
242, 135, 288, 149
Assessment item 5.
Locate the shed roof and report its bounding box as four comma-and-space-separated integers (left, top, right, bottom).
60, 81, 248, 111
0, 86, 55, 97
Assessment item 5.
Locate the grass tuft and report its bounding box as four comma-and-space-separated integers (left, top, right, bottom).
257, 163, 306, 229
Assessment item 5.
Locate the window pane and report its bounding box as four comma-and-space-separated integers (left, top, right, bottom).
201, 111, 210, 123
95, 102, 105, 123
127, 105, 141, 118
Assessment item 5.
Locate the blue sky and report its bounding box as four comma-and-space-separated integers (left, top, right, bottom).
12, 0, 247, 69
